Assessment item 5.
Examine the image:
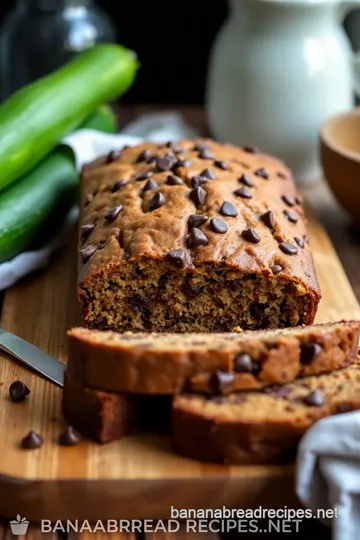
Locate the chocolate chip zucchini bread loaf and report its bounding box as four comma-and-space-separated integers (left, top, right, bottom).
67, 321, 359, 394
62, 372, 171, 443
172, 358, 360, 465
78, 139, 321, 332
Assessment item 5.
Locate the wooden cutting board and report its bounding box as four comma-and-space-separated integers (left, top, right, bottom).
0, 198, 359, 523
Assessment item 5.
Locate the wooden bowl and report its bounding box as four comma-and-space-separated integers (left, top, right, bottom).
320, 108, 360, 225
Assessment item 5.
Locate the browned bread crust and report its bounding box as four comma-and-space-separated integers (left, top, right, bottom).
66, 321, 360, 394
172, 359, 360, 465
62, 372, 170, 443
77, 139, 321, 333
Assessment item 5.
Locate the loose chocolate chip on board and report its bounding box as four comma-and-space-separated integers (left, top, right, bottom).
254, 167, 269, 179
260, 210, 275, 230
284, 209, 298, 223
238, 173, 254, 187
220, 201, 238, 217
143, 179, 158, 192
106, 149, 122, 163
303, 389, 324, 406
136, 170, 153, 181
104, 205, 123, 223
210, 218, 228, 234
190, 186, 207, 206
234, 186, 253, 199
137, 149, 152, 163
58, 426, 81, 447
210, 371, 235, 394
111, 180, 127, 192
279, 242, 298, 255
194, 142, 210, 151
282, 195, 296, 207
156, 156, 174, 172
79, 245, 97, 263
9, 381, 30, 402
294, 236, 305, 248
242, 228, 261, 244
80, 223, 95, 240
174, 158, 192, 169
198, 149, 214, 160
166, 174, 183, 185
166, 249, 187, 269
21, 430, 43, 449
187, 227, 209, 248
201, 168, 216, 179
234, 354, 253, 373
191, 175, 208, 188
271, 264, 283, 275
214, 160, 229, 170
148, 193, 167, 211
188, 214, 208, 230
300, 343, 322, 365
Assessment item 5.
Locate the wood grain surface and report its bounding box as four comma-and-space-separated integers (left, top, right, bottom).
0, 187, 358, 523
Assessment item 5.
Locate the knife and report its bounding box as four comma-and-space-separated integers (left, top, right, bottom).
0, 328, 65, 387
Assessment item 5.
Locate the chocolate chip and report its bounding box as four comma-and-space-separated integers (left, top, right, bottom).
214, 160, 228, 170
187, 228, 209, 248
191, 175, 208, 188
158, 275, 168, 289
242, 228, 261, 244
238, 173, 254, 187
84, 193, 93, 206
210, 218, 228, 234
137, 149, 152, 163
97, 240, 106, 250
220, 201, 238, 217
107, 149, 121, 163
9, 381, 30, 402
183, 283, 204, 298
80, 223, 95, 240
79, 244, 97, 263
234, 186, 252, 199
143, 179, 158, 192
304, 235, 310, 244
300, 343, 322, 365
279, 242, 298, 255
166, 141, 182, 153
277, 172, 287, 179
174, 158, 192, 169
260, 210, 275, 230
234, 354, 253, 373
148, 192, 167, 211
282, 195, 296, 207
201, 168, 216, 179
294, 236, 305, 248
166, 249, 187, 269
188, 214, 208, 230
198, 149, 214, 160
111, 180, 127, 192
104, 205, 123, 222
194, 142, 210, 151
254, 168, 269, 179
337, 403, 351, 413
136, 170, 153, 181
166, 174, 183, 185
190, 186, 207, 206
243, 146, 258, 154
295, 195, 302, 205
284, 209, 298, 223
58, 426, 81, 447
21, 430, 43, 449
156, 156, 174, 172
303, 389, 324, 406
271, 264, 283, 275
210, 371, 235, 394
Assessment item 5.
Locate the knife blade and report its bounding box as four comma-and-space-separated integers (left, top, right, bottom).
0, 328, 65, 387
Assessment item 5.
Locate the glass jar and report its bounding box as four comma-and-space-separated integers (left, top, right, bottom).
0, 0, 116, 100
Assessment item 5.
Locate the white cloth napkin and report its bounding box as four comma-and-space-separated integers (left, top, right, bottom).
296, 410, 360, 540
0, 112, 198, 290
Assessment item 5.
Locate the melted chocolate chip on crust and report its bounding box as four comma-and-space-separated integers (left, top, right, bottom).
166, 174, 183, 185
136, 170, 153, 181
106, 149, 122, 163
188, 214, 208, 230
234, 186, 253, 199
148, 193, 167, 211
166, 250, 187, 268
104, 205, 123, 223
282, 195, 296, 207
303, 389, 324, 406
79, 245, 97, 263
279, 242, 298, 255
254, 168, 269, 179
210, 218, 228, 234
271, 264, 283, 275
295, 237, 305, 248
300, 343, 322, 365
80, 223, 95, 240
210, 371, 235, 394
284, 210, 298, 223
238, 173, 254, 187
111, 180, 127, 192
191, 176, 208, 188
242, 228, 261, 244
214, 160, 228, 170
190, 186, 207, 206
234, 354, 253, 373
137, 149, 152, 163
260, 211, 275, 230
174, 158, 192, 169
187, 228, 209, 248
198, 149, 214, 160
194, 142, 210, 151
201, 168, 216, 179
156, 156, 174, 172
220, 201, 238, 217
143, 179, 158, 192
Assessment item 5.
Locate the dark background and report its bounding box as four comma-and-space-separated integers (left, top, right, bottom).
0, 0, 228, 104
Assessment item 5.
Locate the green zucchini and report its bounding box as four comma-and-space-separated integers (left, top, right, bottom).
0, 105, 117, 263
0, 44, 137, 192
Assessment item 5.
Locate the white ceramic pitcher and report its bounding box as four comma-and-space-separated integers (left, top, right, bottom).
206, 0, 360, 185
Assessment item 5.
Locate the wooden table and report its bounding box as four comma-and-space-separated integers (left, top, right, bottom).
1, 106, 352, 539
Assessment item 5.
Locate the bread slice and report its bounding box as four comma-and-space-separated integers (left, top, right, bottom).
66, 321, 360, 395
62, 372, 170, 443
172, 358, 360, 465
